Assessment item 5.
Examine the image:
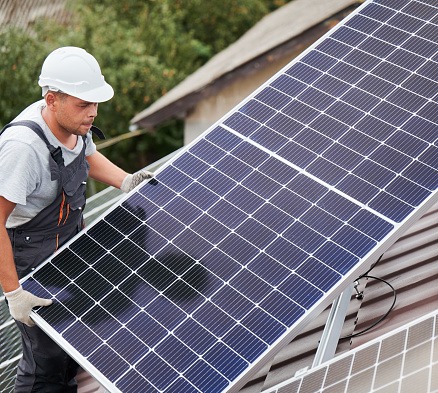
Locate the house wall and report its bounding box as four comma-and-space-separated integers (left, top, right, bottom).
183, 54, 294, 145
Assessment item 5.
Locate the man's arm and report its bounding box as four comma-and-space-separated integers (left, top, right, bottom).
0, 196, 20, 293
0, 196, 52, 326
87, 151, 153, 193
86, 151, 128, 189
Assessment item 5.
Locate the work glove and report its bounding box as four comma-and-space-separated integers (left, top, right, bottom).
4, 286, 52, 327
120, 169, 153, 193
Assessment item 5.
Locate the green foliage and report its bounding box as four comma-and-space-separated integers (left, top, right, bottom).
1, 0, 290, 175
0, 29, 47, 125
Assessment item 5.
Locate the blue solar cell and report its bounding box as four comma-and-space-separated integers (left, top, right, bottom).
217, 233, 259, 265
419, 146, 438, 168
286, 61, 322, 84
223, 112, 261, 137
206, 126, 243, 151
307, 158, 348, 186
283, 222, 326, 253
353, 160, 396, 188
241, 170, 282, 199
201, 248, 241, 281
298, 87, 336, 111
138, 180, 176, 207
180, 183, 220, 211
190, 215, 229, 245
343, 49, 381, 71
287, 174, 328, 203
251, 125, 289, 152
341, 87, 381, 112
258, 157, 299, 185
346, 14, 381, 34
116, 371, 155, 393
386, 176, 431, 206
339, 129, 380, 156
222, 324, 267, 362
331, 226, 376, 258
301, 50, 338, 71
296, 258, 341, 292
165, 196, 203, 224
417, 102, 438, 124
317, 190, 360, 221
361, 3, 396, 22
63, 321, 101, 356
313, 242, 359, 275
157, 166, 193, 193
337, 174, 380, 204
82, 305, 120, 340
271, 74, 308, 98
89, 344, 129, 379
102, 331, 147, 368
225, 185, 265, 214
230, 268, 272, 303
156, 335, 198, 372
402, 74, 437, 99
185, 360, 228, 393
51, 249, 88, 280
389, 47, 428, 71
330, 26, 367, 46
370, 145, 413, 173
417, 61, 438, 81
239, 99, 276, 123
282, 99, 320, 124
374, 24, 411, 46
146, 210, 185, 239
317, 38, 352, 58
189, 139, 224, 165
172, 153, 210, 179
241, 307, 287, 344
326, 101, 365, 125
136, 352, 179, 391
264, 237, 308, 270
266, 112, 305, 138
204, 343, 248, 381
348, 209, 394, 241
259, 291, 305, 326
37, 300, 75, 333
370, 192, 414, 222
356, 74, 395, 99
277, 141, 317, 167
372, 61, 411, 85
386, 131, 429, 158
99, 291, 140, 324
248, 253, 291, 286
252, 203, 295, 233
301, 207, 343, 237
193, 302, 235, 337
212, 285, 253, 320
313, 75, 350, 98
371, 101, 412, 127
293, 128, 333, 154
323, 143, 364, 171
145, 295, 187, 331
358, 37, 395, 58
329, 61, 367, 84
277, 274, 323, 309
310, 113, 350, 139
403, 1, 437, 20
235, 218, 277, 249
388, 10, 425, 32
174, 318, 217, 355
171, 229, 212, 260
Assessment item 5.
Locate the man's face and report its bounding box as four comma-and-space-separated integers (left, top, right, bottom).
54, 94, 98, 136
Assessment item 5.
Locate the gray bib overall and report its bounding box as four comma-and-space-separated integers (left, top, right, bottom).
1, 120, 102, 392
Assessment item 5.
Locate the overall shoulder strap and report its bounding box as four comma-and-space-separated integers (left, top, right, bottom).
1, 120, 64, 166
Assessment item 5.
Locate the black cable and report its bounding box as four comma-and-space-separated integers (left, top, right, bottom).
341, 274, 397, 340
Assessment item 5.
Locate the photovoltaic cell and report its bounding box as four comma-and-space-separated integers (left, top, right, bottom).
24, 1, 437, 392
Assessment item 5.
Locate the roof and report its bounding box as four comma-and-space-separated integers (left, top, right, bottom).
131, 0, 360, 128
0, 0, 69, 32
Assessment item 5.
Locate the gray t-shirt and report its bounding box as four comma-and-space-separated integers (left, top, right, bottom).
0, 99, 97, 228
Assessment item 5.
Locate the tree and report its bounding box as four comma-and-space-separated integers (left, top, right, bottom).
1, 0, 290, 178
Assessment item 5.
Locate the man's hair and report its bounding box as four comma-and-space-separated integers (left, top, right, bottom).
43, 89, 68, 101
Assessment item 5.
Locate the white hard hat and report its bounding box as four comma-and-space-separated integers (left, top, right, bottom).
38, 46, 114, 103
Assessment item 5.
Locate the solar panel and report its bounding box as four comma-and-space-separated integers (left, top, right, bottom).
22, 0, 437, 392
266, 309, 438, 393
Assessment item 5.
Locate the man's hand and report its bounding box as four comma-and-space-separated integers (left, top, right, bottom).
4, 286, 52, 327
120, 169, 153, 193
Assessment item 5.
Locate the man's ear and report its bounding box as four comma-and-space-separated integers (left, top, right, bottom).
44, 92, 57, 110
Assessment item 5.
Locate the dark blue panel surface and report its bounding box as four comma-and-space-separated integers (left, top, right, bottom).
25, 1, 437, 392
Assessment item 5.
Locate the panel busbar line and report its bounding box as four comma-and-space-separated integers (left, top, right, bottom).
24, 0, 437, 392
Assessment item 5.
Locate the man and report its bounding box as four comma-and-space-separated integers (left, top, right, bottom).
0, 46, 151, 392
